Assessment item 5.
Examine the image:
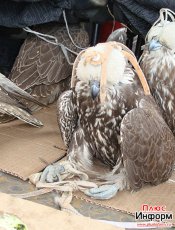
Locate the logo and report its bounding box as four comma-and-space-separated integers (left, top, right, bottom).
135, 204, 173, 228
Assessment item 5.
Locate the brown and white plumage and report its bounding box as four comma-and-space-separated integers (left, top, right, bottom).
9, 24, 89, 111
0, 73, 43, 127
55, 42, 175, 197
121, 98, 175, 190
140, 8, 175, 134
57, 90, 77, 148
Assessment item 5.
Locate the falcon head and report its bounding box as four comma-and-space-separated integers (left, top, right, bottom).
76, 43, 126, 100
147, 22, 175, 52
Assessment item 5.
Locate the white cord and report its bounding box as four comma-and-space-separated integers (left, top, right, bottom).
23, 26, 78, 56
106, 4, 116, 33
145, 8, 175, 42
22, 9, 90, 65
62, 10, 87, 50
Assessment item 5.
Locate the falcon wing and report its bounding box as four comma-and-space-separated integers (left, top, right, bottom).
57, 90, 78, 147
9, 25, 89, 111
0, 73, 45, 108
0, 73, 43, 126
120, 97, 175, 190
0, 99, 43, 127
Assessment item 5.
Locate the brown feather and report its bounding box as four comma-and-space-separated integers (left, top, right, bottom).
57, 44, 175, 192
9, 23, 89, 111
121, 96, 175, 190
141, 46, 175, 134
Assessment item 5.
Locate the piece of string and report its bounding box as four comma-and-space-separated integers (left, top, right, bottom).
54, 191, 82, 215
11, 159, 120, 215
145, 8, 175, 42
139, 8, 175, 63
23, 27, 78, 56
71, 41, 150, 100
106, 4, 133, 37
106, 4, 116, 33
12, 161, 175, 223
62, 10, 88, 50
23, 10, 89, 65
23, 27, 77, 65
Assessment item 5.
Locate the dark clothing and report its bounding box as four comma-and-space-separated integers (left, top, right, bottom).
113, 0, 175, 37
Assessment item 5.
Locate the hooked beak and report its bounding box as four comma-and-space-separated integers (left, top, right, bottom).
90, 80, 100, 100
148, 39, 162, 52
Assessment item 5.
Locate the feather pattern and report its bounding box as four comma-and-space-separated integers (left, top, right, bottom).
0, 73, 43, 126
57, 90, 78, 147
140, 9, 175, 134
121, 97, 175, 190
141, 31, 175, 134
9, 24, 89, 111
57, 42, 175, 192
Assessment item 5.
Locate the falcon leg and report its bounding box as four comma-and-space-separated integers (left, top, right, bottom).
67, 128, 94, 172
39, 128, 93, 183
84, 169, 128, 200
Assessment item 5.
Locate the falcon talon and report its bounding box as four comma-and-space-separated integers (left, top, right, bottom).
84, 184, 119, 200
39, 163, 68, 183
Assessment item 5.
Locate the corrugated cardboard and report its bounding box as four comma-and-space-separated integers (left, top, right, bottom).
1, 103, 174, 226
74, 172, 175, 224
0, 192, 123, 230
0, 105, 66, 180
71, 158, 175, 224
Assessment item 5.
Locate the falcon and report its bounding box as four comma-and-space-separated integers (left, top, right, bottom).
0, 73, 43, 127
41, 42, 175, 199
140, 8, 175, 134
9, 24, 89, 111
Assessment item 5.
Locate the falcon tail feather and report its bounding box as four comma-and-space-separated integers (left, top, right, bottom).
0, 102, 43, 127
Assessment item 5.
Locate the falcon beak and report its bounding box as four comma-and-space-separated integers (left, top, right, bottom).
148, 39, 162, 51
90, 80, 100, 100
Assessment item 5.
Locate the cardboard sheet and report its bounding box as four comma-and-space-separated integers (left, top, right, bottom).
74, 172, 175, 224
0, 105, 66, 180
1, 103, 174, 226
0, 192, 124, 230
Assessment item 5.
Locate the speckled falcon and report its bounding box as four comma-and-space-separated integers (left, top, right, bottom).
141, 8, 175, 135
43, 42, 175, 199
